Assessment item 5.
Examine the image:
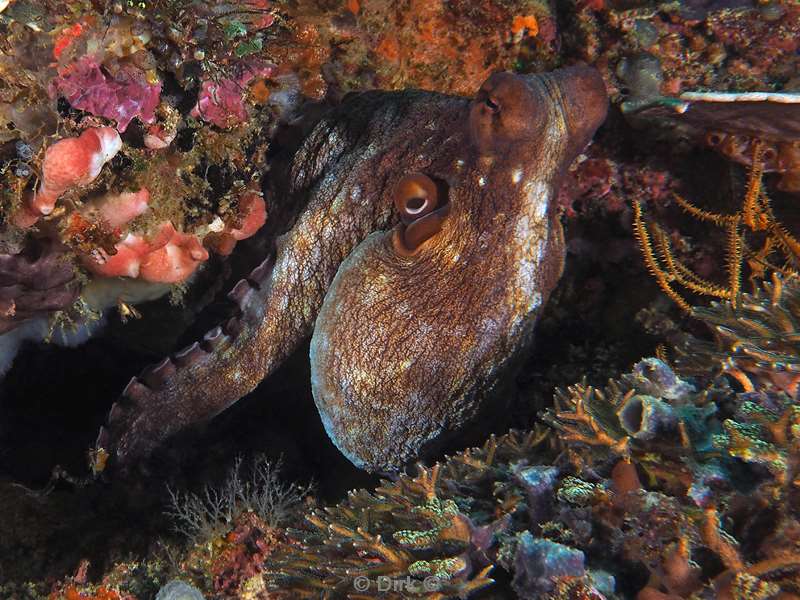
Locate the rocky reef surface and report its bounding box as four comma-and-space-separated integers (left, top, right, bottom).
0, 0, 799, 598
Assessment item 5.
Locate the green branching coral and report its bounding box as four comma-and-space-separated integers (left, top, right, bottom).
264, 431, 553, 599
543, 379, 632, 458
678, 273, 800, 397
263, 313, 798, 599
38, 275, 800, 599
714, 396, 800, 494
538, 278, 800, 598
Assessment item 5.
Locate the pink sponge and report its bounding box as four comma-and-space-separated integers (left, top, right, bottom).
208, 190, 267, 256
28, 127, 122, 220
80, 187, 209, 284
139, 223, 209, 283
95, 188, 151, 228
83, 222, 209, 284
229, 191, 267, 241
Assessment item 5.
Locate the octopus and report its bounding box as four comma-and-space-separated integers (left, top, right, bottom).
97, 65, 608, 474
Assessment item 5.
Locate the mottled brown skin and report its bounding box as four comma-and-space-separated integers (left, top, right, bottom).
98, 67, 607, 473
311, 68, 608, 470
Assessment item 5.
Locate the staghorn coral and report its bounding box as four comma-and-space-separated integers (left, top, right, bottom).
259, 277, 800, 599
542, 357, 724, 500
18, 278, 800, 598
265, 430, 549, 599
677, 274, 800, 397
540, 286, 800, 598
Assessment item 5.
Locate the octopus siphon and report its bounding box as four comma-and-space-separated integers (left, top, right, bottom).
97, 65, 608, 473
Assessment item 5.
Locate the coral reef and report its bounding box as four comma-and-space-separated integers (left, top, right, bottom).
676, 273, 800, 405
568, 1, 800, 98
50, 56, 161, 134
265, 431, 547, 598
2, 0, 800, 598
167, 456, 310, 599
542, 279, 800, 598
8, 279, 800, 598
265, 304, 799, 598
0, 1, 296, 381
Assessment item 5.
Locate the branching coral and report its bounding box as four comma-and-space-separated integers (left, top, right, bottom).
258, 305, 798, 599
678, 274, 800, 397
633, 137, 800, 313
33, 304, 800, 598
265, 431, 551, 599
542, 358, 711, 477
541, 294, 800, 599
263, 428, 620, 599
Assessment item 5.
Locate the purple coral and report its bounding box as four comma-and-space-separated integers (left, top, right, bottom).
50, 56, 161, 132
513, 464, 559, 526
512, 533, 586, 597
0, 237, 79, 334
190, 63, 275, 129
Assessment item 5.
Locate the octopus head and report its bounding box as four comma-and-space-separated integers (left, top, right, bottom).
470, 66, 608, 162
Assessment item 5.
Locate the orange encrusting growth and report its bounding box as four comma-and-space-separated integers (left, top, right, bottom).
376, 35, 400, 63
511, 15, 539, 37
53, 22, 85, 59
54, 585, 122, 600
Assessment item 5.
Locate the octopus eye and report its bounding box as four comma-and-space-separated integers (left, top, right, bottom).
484, 96, 500, 113
762, 146, 778, 163
475, 88, 501, 116
394, 173, 439, 225
392, 173, 450, 256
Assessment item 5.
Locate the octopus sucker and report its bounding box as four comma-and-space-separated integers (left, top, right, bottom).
98, 66, 608, 474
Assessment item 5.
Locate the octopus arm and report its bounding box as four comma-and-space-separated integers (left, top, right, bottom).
98, 90, 469, 471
